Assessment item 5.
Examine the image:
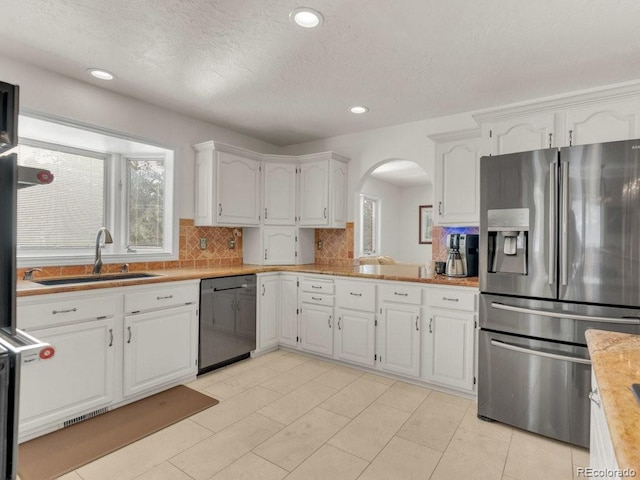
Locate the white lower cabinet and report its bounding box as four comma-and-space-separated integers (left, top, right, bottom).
257, 274, 279, 352
17, 280, 199, 440
279, 274, 299, 347
335, 308, 375, 367
299, 303, 334, 356
379, 303, 421, 378
589, 371, 620, 475
423, 309, 475, 391
19, 318, 116, 434
123, 304, 197, 398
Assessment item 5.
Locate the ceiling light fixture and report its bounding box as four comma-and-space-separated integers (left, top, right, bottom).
350, 106, 369, 114
87, 68, 115, 81
289, 7, 324, 28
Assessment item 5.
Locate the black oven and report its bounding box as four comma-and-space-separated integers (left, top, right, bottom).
0, 82, 18, 154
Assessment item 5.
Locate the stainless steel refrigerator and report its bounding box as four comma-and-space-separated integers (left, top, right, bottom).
0, 81, 53, 479
478, 140, 640, 448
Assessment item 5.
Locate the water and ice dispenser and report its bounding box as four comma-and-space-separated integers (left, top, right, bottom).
487, 208, 529, 275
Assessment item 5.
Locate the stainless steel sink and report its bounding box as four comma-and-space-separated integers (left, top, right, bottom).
34, 272, 160, 286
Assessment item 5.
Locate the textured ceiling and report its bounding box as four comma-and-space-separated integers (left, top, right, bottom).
1, 1, 640, 146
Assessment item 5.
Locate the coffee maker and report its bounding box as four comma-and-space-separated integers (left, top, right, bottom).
445, 234, 479, 277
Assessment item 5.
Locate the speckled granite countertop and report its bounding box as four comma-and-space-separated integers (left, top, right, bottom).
17, 264, 479, 297
586, 329, 640, 471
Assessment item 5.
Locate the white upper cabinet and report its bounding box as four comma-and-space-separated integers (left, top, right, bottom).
194, 142, 261, 226
483, 112, 556, 155
299, 160, 329, 226
263, 227, 297, 265
264, 162, 297, 225
564, 99, 640, 146
430, 129, 483, 226
299, 155, 349, 228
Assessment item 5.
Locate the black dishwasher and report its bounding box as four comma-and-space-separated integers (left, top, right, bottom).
199, 275, 257, 374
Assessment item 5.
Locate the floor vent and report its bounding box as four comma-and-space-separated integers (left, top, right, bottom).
63, 407, 109, 428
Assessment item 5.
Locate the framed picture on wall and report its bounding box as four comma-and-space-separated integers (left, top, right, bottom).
419, 205, 433, 244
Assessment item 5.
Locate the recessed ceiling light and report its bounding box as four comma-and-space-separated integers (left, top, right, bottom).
87, 68, 115, 81
350, 106, 369, 114
289, 7, 324, 28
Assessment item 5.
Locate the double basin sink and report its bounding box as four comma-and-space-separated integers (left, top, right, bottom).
34, 272, 160, 286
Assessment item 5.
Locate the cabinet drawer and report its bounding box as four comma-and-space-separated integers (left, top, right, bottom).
124, 283, 198, 313
301, 279, 335, 294
300, 292, 334, 307
430, 289, 476, 311
379, 283, 422, 305
336, 280, 376, 312
18, 295, 118, 330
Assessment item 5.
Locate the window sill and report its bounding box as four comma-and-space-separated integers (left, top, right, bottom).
17, 251, 178, 269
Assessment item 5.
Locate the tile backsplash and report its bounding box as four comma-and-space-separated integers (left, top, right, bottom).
431, 226, 480, 262
17, 219, 243, 279
315, 222, 354, 266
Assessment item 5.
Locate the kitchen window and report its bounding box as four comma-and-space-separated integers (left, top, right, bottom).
16, 113, 176, 267
360, 194, 380, 256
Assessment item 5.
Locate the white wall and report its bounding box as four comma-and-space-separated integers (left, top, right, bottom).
359, 177, 400, 259
0, 54, 279, 220
396, 184, 433, 264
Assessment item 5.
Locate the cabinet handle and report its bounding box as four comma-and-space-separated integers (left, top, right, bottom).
568, 129, 574, 146
323, 207, 327, 219
438, 201, 442, 215
588, 389, 601, 407
415, 316, 419, 331
429, 317, 433, 333
218, 203, 222, 216
548, 133, 553, 148
328, 315, 332, 328
52, 307, 77, 315
350, 292, 362, 297
394, 292, 408, 297
338, 316, 342, 330
127, 326, 132, 344
442, 296, 459, 302
265, 208, 268, 219
264, 249, 268, 260
311, 296, 322, 301
108, 328, 113, 347
157, 295, 173, 300
311, 285, 322, 289
262, 284, 265, 296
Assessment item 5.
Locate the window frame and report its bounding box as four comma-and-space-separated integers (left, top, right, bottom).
16, 111, 177, 268
359, 194, 381, 257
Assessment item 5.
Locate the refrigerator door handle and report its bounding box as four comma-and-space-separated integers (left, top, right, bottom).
490, 339, 591, 365
560, 160, 569, 286
491, 302, 640, 325
548, 162, 556, 285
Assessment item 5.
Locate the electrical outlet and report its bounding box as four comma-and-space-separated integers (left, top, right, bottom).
228, 238, 236, 249
199, 238, 207, 250
317, 240, 323, 250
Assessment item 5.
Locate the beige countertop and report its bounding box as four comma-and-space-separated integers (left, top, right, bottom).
17, 264, 479, 297
586, 329, 640, 472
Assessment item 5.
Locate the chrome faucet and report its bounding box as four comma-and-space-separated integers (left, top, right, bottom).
93, 227, 113, 274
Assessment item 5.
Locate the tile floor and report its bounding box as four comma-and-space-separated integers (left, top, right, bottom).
55, 350, 589, 480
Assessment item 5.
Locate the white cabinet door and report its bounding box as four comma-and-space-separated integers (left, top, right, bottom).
335, 308, 375, 367
19, 318, 116, 435
300, 303, 333, 356
487, 113, 556, 155
264, 227, 297, 265
434, 137, 482, 226
379, 303, 420, 378
264, 163, 296, 225
279, 275, 299, 347
257, 275, 279, 351
564, 100, 640, 146
194, 147, 215, 226
216, 151, 261, 225
299, 160, 329, 226
123, 304, 197, 398
330, 159, 347, 228
424, 309, 475, 391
